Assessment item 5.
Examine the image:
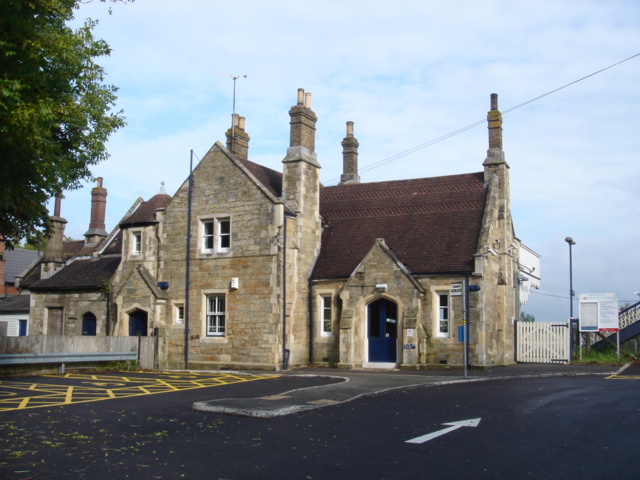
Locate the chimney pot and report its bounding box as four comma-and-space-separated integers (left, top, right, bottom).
238, 116, 246, 130
297, 88, 305, 105
304, 92, 312, 109
491, 93, 498, 111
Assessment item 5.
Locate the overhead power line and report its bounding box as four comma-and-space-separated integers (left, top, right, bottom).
326, 52, 640, 185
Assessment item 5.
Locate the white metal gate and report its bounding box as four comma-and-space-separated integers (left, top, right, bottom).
516, 320, 571, 363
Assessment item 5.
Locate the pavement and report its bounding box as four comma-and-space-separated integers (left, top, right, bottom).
192, 362, 629, 417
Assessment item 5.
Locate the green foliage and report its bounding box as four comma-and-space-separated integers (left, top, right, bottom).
0, 0, 127, 249
573, 347, 634, 365
520, 311, 535, 322
102, 360, 139, 371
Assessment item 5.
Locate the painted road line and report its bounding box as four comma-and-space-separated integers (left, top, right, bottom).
406, 418, 481, 444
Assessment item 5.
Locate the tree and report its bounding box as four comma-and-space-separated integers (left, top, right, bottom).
520, 311, 535, 322
0, 0, 128, 249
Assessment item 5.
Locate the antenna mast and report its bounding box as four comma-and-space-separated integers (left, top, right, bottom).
215, 73, 247, 154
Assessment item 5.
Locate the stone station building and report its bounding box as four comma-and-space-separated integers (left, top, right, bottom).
24, 90, 539, 371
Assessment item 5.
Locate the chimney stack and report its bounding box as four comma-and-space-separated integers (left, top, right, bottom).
282, 88, 321, 213
225, 113, 250, 160
84, 177, 108, 246
41, 198, 67, 277
483, 93, 508, 175
488, 93, 502, 150
339, 121, 360, 185
289, 88, 317, 151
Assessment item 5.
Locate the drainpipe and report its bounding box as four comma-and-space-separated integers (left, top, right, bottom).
464, 274, 471, 378
308, 278, 314, 364
184, 150, 194, 370
282, 214, 289, 370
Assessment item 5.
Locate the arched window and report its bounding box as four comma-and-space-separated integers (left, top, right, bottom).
81, 312, 97, 336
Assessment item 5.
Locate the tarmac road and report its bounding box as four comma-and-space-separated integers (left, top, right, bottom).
0, 363, 633, 479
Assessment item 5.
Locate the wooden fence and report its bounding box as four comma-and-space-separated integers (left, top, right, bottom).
0, 335, 156, 370
516, 320, 571, 364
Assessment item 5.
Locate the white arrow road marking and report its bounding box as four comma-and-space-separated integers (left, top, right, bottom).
406, 418, 481, 444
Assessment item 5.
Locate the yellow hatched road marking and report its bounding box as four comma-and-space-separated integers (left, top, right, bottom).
0, 372, 277, 412
65, 386, 73, 403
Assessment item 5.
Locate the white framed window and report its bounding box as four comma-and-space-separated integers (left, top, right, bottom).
175, 304, 185, 324
437, 292, 450, 338
200, 217, 231, 254
206, 294, 226, 337
132, 231, 142, 255
320, 294, 332, 336
202, 220, 215, 252
218, 218, 231, 252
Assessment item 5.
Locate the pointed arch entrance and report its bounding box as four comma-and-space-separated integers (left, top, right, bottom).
367, 298, 398, 363
128, 309, 148, 336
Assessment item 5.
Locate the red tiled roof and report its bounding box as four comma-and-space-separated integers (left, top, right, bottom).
312, 172, 487, 279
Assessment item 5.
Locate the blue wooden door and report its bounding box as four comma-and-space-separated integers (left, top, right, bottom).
367, 299, 398, 363
129, 310, 148, 336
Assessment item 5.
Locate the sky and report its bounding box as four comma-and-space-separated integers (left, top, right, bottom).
58, 0, 640, 322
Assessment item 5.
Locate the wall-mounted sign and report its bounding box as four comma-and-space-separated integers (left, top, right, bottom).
579, 293, 619, 332
403, 344, 416, 349
451, 282, 462, 296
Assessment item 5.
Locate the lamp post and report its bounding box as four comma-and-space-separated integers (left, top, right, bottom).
565, 237, 576, 318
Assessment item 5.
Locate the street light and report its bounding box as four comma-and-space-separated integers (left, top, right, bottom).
565, 237, 576, 318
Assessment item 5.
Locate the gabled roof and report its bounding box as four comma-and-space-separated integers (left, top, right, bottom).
29, 256, 120, 292
119, 193, 172, 228
312, 172, 487, 279
238, 158, 283, 198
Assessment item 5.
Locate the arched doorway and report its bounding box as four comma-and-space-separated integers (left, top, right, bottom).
367, 298, 398, 363
81, 312, 97, 336
128, 309, 148, 336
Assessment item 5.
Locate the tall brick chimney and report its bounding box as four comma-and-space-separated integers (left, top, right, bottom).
339, 121, 360, 185
483, 93, 509, 180
84, 177, 108, 246
225, 113, 250, 160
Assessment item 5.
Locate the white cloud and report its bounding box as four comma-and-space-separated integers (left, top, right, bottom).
59, 0, 640, 320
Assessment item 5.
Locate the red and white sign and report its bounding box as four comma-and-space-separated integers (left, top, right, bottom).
579, 293, 619, 332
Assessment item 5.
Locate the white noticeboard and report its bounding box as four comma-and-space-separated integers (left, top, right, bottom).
578, 293, 619, 332
450, 282, 462, 297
